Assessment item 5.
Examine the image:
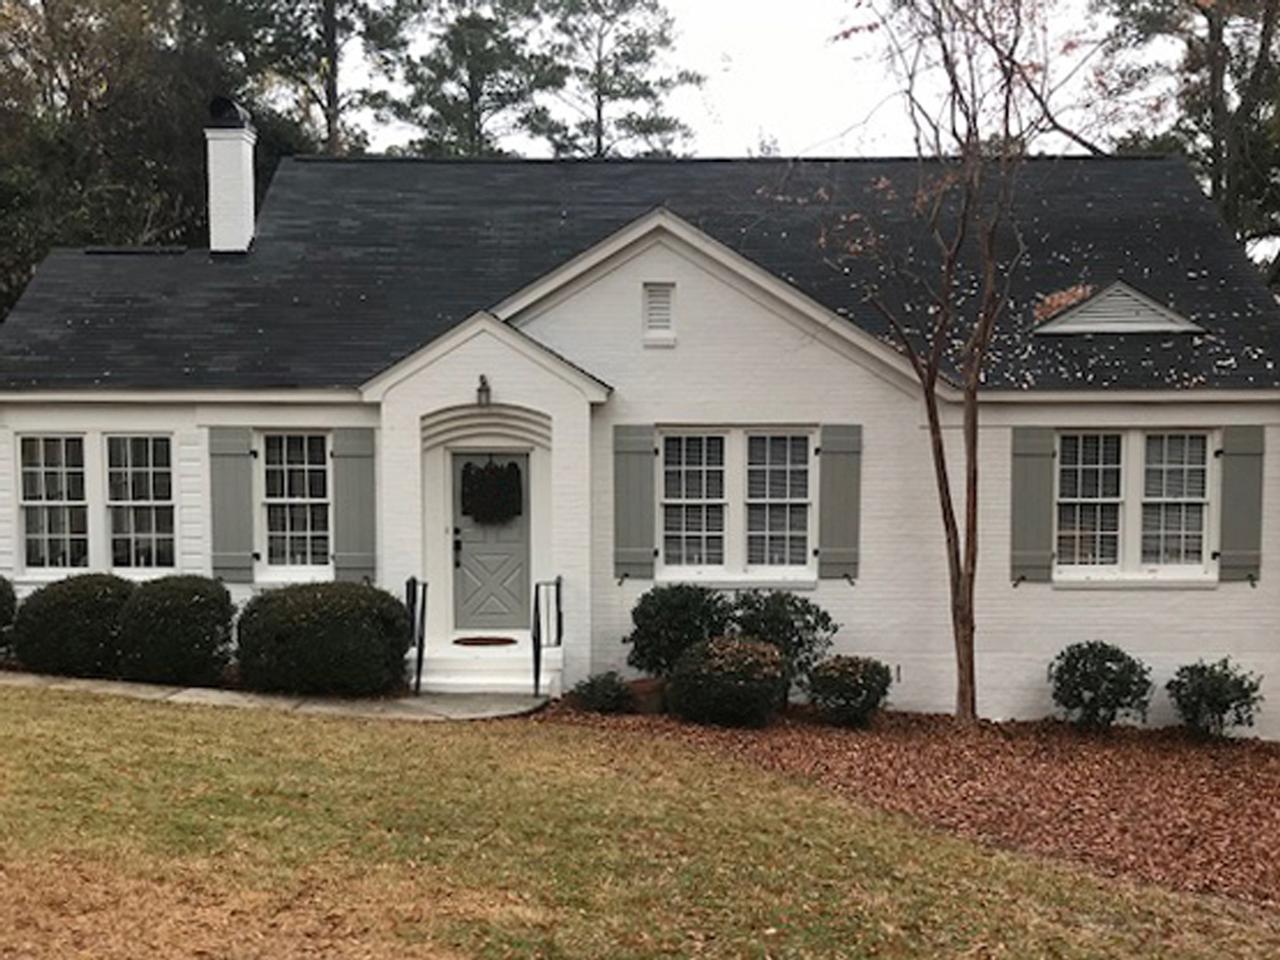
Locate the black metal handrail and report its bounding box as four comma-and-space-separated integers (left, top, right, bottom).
531, 576, 563, 696
404, 577, 428, 695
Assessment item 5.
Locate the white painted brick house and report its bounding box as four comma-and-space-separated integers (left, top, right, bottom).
3, 101, 1278, 733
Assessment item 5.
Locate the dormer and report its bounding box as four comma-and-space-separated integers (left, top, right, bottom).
1034, 281, 1203, 335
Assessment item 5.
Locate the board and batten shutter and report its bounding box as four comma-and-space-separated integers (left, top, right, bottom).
817, 424, 862, 580
1010, 427, 1055, 583
1218, 425, 1264, 583
614, 425, 655, 579
332, 428, 377, 583
209, 427, 255, 583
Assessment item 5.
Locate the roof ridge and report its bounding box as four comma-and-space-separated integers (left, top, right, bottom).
287, 153, 1180, 166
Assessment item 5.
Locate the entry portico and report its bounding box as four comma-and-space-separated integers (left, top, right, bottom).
364, 311, 609, 695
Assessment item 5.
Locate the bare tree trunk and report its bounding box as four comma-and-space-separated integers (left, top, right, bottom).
956, 372, 981, 720
1206, 7, 1227, 202
593, 30, 605, 158
322, 0, 342, 156
919, 379, 976, 720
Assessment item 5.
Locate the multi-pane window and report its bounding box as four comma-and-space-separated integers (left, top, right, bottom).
1056, 433, 1122, 565
662, 435, 725, 565
263, 433, 330, 566
1054, 429, 1219, 578
746, 435, 810, 565
107, 436, 175, 568
20, 437, 88, 568
1142, 433, 1208, 565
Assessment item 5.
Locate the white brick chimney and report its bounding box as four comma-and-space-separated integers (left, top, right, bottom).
204, 97, 257, 253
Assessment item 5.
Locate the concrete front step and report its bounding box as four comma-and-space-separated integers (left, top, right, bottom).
408, 650, 562, 697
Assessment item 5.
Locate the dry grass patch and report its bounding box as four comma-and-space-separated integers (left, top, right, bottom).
2, 687, 1279, 958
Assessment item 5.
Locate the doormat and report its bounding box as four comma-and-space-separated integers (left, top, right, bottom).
452, 636, 518, 647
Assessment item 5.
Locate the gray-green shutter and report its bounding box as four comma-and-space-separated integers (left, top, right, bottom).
1219, 425, 1264, 583
1010, 427, 1055, 583
332, 428, 377, 583
614, 425, 655, 579
818, 424, 862, 579
209, 427, 254, 583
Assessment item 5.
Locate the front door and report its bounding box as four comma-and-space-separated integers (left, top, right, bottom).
452, 453, 530, 631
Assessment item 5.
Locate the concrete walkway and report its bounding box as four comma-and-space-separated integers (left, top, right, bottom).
0, 670, 548, 722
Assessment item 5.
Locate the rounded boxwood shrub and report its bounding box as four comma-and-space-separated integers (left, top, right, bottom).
1049, 641, 1152, 731
568, 671, 635, 714
237, 582, 410, 696
733, 590, 838, 693
667, 637, 786, 728
625, 584, 733, 677
13, 574, 135, 678
809, 655, 892, 728
118, 576, 234, 686
0, 575, 16, 629
1167, 657, 1264, 738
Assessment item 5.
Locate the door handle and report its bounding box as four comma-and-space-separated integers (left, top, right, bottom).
453, 528, 462, 568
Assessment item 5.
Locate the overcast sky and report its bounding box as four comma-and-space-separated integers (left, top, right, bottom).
646, 0, 905, 156
365, 0, 919, 156
363, 0, 1118, 158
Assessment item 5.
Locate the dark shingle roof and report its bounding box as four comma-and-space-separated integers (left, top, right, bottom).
3, 155, 1277, 391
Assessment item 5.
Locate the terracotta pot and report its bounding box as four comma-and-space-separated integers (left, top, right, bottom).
627, 677, 666, 715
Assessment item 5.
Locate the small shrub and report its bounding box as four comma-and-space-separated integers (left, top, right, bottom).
625, 584, 733, 677
13, 574, 135, 678
118, 576, 234, 686
237, 582, 410, 696
1167, 658, 1264, 738
0, 575, 15, 628
569, 671, 635, 714
667, 637, 786, 727
1049, 641, 1152, 731
733, 590, 838, 693
809, 655, 892, 728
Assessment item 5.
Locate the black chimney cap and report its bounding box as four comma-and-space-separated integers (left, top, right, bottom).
207, 96, 253, 129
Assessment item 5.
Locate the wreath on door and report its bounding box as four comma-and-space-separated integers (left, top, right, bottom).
461, 460, 523, 525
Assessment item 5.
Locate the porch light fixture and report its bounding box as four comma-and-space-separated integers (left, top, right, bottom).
476, 374, 491, 406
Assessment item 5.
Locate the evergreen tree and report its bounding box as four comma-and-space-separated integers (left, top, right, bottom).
532, 0, 702, 157
386, 0, 562, 157
247, 0, 428, 154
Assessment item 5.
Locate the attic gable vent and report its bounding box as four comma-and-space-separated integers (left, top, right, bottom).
643, 281, 676, 346
1035, 281, 1203, 335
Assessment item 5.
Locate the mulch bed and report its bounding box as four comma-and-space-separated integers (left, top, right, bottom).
537, 705, 1280, 907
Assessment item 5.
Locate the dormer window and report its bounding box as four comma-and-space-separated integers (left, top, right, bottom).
1034, 281, 1204, 335
643, 282, 676, 346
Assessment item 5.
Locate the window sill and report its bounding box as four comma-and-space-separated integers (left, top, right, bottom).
110, 567, 181, 582
655, 570, 818, 591
1051, 576, 1218, 591
254, 567, 335, 587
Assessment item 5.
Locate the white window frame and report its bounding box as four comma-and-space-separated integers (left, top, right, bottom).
104, 433, 177, 572
1053, 428, 1220, 584
18, 434, 90, 573
745, 432, 815, 570
253, 431, 334, 584
655, 426, 818, 585
658, 431, 727, 575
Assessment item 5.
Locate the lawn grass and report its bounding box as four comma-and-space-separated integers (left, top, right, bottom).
1, 687, 1277, 959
